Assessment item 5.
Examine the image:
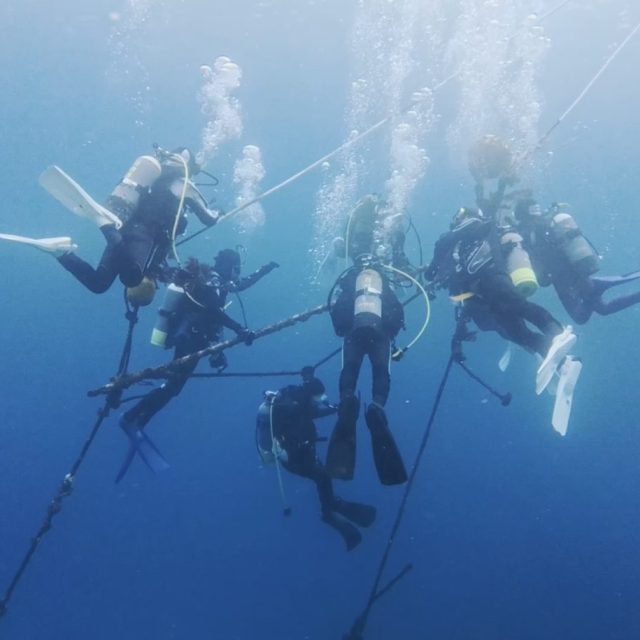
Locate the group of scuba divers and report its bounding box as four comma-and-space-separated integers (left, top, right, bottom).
2, 135, 640, 551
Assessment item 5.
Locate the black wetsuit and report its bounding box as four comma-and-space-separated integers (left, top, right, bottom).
517, 212, 640, 325
426, 215, 562, 356
58, 166, 218, 293
124, 263, 272, 428
271, 385, 337, 517
330, 264, 404, 406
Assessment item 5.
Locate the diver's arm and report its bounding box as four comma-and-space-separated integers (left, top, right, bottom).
233, 261, 280, 292
171, 179, 221, 226
424, 231, 455, 281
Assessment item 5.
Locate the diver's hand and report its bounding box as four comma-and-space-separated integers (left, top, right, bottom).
260, 261, 280, 275
237, 328, 255, 346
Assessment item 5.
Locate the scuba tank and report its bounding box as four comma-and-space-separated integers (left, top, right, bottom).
126, 276, 156, 307
549, 207, 600, 276
346, 195, 378, 261
500, 230, 539, 297
150, 283, 186, 347
256, 392, 287, 465
106, 155, 163, 221
354, 268, 383, 325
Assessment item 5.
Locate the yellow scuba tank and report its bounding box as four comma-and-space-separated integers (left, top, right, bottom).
549, 209, 600, 276
150, 283, 185, 347
126, 276, 156, 307
354, 268, 383, 322
107, 155, 162, 221
500, 231, 539, 297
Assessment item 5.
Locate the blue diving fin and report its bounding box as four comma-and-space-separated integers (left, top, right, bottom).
116, 417, 170, 483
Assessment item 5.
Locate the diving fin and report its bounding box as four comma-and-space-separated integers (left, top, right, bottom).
365, 404, 407, 486
536, 327, 576, 395
0, 233, 77, 255
116, 416, 170, 482
39, 165, 123, 229
551, 356, 582, 436
322, 514, 362, 551
333, 498, 376, 528
326, 396, 359, 480
498, 342, 512, 372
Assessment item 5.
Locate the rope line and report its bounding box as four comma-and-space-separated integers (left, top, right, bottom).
342, 355, 455, 640
0, 304, 140, 618
87, 305, 329, 398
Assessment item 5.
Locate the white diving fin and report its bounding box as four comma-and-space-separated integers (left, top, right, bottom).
0, 233, 77, 254
536, 327, 577, 395
551, 356, 582, 436
39, 165, 123, 230
498, 342, 512, 372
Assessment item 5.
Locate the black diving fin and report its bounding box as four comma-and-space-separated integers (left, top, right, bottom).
333, 498, 377, 528
323, 514, 362, 551
365, 404, 408, 486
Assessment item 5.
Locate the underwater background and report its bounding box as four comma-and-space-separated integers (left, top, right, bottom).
1, 1, 639, 638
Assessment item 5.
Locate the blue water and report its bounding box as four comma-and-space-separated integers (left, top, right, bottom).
1, 1, 640, 638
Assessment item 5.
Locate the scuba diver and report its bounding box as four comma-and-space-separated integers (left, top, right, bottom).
326, 249, 408, 486
116, 248, 278, 481
0, 146, 221, 298
256, 370, 377, 551
469, 135, 640, 326
424, 206, 578, 398
514, 198, 640, 325
315, 194, 417, 285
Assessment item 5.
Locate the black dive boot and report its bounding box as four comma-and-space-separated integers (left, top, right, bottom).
326, 395, 360, 480
365, 403, 408, 486
333, 497, 377, 528
322, 514, 362, 551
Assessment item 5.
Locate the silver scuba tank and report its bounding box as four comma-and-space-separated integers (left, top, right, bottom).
108, 155, 162, 221
354, 268, 383, 322
256, 400, 275, 464
549, 211, 600, 276
500, 231, 539, 297
150, 283, 185, 347
256, 392, 287, 465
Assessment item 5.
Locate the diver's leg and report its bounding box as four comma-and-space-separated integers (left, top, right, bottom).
367, 332, 391, 407
328, 335, 363, 480
553, 276, 592, 325
57, 225, 122, 293
478, 273, 559, 356
338, 333, 365, 401
118, 222, 158, 288
123, 340, 197, 427
591, 273, 640, 316
496, 315, 548, 357
288, 446, 361, 550
590, 271, 640, 294
486, 272, 563, 339
593, 291, 640, 316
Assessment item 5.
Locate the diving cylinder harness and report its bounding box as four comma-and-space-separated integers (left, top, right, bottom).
107, 155, 162, 221
354, 268, 383, 324
150, 283, 186, 347
500, 230, 539, 297
549, 206, 600, 276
